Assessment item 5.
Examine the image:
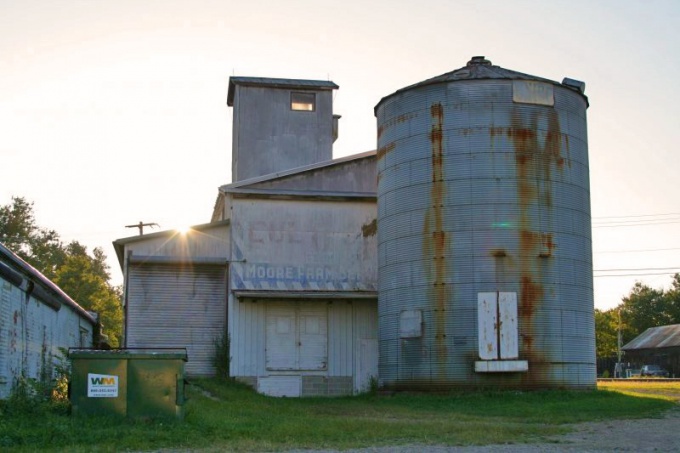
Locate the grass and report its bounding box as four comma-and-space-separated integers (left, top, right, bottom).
0, 379, 677, 452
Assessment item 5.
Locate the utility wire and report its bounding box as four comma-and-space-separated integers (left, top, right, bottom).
594, 272, 678, 278
595, 246, 680, 254
594, 266, 680, 272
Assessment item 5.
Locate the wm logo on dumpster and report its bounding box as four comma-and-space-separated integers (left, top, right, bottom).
87, 373, 119, 398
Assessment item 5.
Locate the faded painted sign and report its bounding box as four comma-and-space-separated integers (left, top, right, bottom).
233, 262, 373, 291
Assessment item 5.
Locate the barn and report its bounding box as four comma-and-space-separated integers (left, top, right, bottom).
0, 242, 97, 398
114, 77, 378, 396
622, 324, 680, 378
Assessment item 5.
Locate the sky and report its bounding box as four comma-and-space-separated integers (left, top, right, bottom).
1, 0, 679, 310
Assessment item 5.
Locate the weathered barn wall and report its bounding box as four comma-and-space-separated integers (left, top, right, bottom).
0, 246, 96, 398
230, 199, 376, 292
114, 222, 230, 376
117, 221, 230, 265
231, 297, 377, 396
229, 78, 338, 182
228, 197, 378, 395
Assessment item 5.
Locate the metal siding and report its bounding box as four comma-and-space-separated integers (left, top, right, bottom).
0, 281, 13, 397
376, 60, 594, 390
127, 264, 227, 376
0, 274, 93, 398
232, 85, 334, 182
328, 301, 352, 376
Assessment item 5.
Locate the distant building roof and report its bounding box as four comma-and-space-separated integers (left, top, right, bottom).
227, 76, 339, 106
622, 324, 680, 350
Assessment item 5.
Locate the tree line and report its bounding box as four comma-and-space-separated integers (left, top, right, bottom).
595, 274, 680, 358
0, 197, 122, 347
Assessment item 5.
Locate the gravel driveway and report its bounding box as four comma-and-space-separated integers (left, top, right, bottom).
285, 405, 680, 453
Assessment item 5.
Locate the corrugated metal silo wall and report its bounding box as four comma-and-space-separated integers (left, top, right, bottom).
376, 79, 595, 390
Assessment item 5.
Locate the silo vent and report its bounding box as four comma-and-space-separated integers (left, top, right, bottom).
562, 77, 586, 94
467, 56, 492, 66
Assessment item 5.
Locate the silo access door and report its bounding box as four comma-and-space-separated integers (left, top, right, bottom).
475, 292, 528, 373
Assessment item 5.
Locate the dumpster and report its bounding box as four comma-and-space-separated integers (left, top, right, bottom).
69, 348, 187, 419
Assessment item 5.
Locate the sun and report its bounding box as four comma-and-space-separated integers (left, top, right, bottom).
176, 225, 192, 235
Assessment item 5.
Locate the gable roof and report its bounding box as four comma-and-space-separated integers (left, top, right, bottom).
112, 220, 230, 269
622, 324, 680, 350
219, 150, 377, 200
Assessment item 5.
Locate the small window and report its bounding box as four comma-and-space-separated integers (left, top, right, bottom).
291, 92, 315, 111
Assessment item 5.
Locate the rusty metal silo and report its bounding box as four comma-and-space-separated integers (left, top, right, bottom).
374, 56, 594, 390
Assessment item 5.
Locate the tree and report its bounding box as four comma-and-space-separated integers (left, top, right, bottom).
53, 245, 123, 347
620, 280, 676, 345
0, 197, 65, 278
595, 308, 618, 358
0, 197, 122, 346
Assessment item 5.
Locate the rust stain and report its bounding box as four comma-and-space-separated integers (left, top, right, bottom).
376, 142, 395, 161
509, 106, 564, 378
13, 311, 18, 324
378, 113, 417, 141
423, 102, 449, 364
490, 249, 507, 258
361, 219, 377, 237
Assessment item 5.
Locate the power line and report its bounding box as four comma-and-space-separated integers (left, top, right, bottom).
592, 218, 680, 228
594, 266, 680, 272
594, 272, 678, 278
593, 212, 680, 220
595, 246, 680, 254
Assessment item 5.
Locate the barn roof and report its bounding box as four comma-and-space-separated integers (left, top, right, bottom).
622, 324, 680, 350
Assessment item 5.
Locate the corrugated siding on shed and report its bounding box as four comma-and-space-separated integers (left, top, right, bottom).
127, 263, 227, 376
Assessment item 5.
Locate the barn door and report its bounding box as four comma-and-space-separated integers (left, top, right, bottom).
266, 301, 327, 371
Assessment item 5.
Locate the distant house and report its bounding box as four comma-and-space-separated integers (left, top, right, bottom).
622, 324, 680, 378
0, 242, 97, 398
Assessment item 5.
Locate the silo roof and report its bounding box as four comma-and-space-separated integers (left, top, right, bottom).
374, 56, 588, 114
228, 76, 339, 106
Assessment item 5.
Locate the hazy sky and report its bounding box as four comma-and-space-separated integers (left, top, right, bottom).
1, 0, 679, 310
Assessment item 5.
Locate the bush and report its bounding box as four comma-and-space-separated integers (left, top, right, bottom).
213, 332, 231, 379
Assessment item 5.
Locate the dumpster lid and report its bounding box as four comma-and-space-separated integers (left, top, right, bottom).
69, 347, 188, 361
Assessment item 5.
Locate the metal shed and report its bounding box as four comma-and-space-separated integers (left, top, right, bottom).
622, 324, 680, 377
0, 242, 97, 398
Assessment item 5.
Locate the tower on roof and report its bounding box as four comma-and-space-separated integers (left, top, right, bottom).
227, 77, 340, 182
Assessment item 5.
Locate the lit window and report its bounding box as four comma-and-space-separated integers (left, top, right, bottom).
291, 92, 315, 111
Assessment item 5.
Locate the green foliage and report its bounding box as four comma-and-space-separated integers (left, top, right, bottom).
212, 332, 231, 379
0, 196, 123, 346
595, 309, 618, 358
0, 379, 674, 452
2, 349, 71, 417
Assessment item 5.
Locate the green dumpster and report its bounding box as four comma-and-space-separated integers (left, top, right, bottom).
69, 348, 187, 419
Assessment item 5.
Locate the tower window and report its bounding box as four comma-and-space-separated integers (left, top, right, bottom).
291, 92, 315, 111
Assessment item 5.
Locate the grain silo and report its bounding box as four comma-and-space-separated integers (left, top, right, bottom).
374, 56, 594, 390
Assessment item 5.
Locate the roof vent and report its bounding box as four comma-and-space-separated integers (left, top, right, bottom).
562, 77, 586, 94
467, 56, 492, 66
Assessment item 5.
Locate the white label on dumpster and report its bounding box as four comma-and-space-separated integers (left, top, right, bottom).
87, 373, 119, 398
